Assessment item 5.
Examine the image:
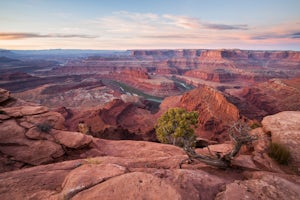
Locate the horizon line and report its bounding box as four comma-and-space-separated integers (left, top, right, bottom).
2, 48, 300, 52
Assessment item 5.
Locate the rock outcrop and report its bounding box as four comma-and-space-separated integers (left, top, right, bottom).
262, 111, 300, 167
0, 137, 239, 199
159, 85, 240, 140
216, 172, 300, 200
241, 78, 300, 119
12, 78, 117, 108
0, 89, 93, 172
0, 135, 299, 200
58, 98, 156, 141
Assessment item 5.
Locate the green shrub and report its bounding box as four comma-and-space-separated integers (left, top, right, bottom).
268, 142, 291, 165
155, 108, 198, 147
36, 121, 53, 133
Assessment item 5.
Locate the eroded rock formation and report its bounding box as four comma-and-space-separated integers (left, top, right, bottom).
241, 78, 300, 119
159, 85, 240, 140
59, 98, 156, 141
1, 49, 299, 108
0, 89, 93, 172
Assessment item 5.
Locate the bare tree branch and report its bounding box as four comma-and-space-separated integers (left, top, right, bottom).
180, 120, 257, 169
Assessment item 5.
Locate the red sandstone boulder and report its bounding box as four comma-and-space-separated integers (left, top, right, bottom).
0, 159, 83, 200
72, 172, 182, 200
250, 127, 284, 173
216, 172, 300, 200
71, 168, 229, 200
262, 111, 300, 167
21, 111, 65, 130
59, 163, 127, 199
2, 105, 48, 117
0, 119, 64, 165
90, 138, 185, 159
0, 91, 94, 171
51, 130, 93, 149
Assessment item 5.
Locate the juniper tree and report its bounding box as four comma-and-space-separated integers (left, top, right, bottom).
156, 108, 257, 168
155, 107, 198, 147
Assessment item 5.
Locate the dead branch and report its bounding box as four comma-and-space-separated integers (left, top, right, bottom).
180, 120, 257, 169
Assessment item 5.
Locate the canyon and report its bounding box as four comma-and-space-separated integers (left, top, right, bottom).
1, 48, 300, 149
0, 49, 300, 199
1, 49, 299, 122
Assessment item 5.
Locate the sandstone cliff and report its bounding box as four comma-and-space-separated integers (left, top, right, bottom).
48, 49, 300, 83
241, 78, 300, 118
159, 86, 240, 140
131, 49, 300, 61
184, 69, 236, 82
2, 49, 299, 108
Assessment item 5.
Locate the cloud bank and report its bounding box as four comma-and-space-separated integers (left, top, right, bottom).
1, 11, 299, 50
0, 32, 97, 40
251, 31, 300, 40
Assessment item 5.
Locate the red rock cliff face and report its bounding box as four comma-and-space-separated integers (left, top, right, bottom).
131, 49, 201, 58
131, 49, 300, 61
179, 86, 239, 130
241, 78, 300, 117
199, 50, 224, 60
159, 86, 240, 140
62, 99, 156, 141
247, 51, 300, 60
119, 67, 150, 79
184, 70, 236, 82
47, 49, 300, 86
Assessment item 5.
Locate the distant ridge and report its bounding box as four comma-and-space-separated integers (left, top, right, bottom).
0, 49, 130, 59
0, 56, 20, 63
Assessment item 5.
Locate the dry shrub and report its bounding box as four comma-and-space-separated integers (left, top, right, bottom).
268, 142, 291, 165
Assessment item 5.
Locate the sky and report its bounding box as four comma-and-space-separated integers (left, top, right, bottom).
0, 0, 300, 50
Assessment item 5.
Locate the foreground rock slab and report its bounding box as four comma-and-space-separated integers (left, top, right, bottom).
216, 172, 300, 200
262, 111, 300, 167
